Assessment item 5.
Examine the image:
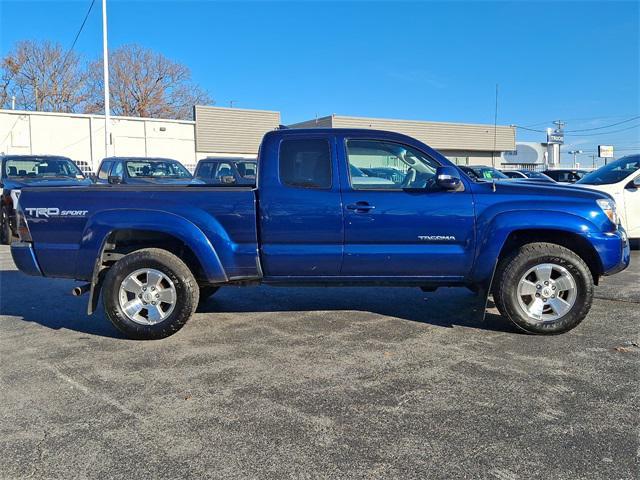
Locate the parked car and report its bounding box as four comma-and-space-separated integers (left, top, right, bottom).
459, 165, 511, 181
501, 170, 557, 183
0, 154, 92, 244
576, 154, 640, 240
194, 158, 257, 185
543, 169, 589, 184
11, 128, 629, 339
95, 157, 193, 185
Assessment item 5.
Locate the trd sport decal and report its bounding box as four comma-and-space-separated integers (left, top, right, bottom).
25, 208, 88, 218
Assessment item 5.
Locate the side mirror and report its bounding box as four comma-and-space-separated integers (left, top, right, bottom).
436, 166, 463, 191
108, 175, 122, 185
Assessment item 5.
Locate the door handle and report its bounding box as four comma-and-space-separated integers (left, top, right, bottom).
346, 202, 375, 213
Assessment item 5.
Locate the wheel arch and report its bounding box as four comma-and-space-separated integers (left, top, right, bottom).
470, 210, 605, 292
497, 229, 603, 285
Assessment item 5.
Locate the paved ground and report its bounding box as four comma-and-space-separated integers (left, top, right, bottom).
0, 245, 638, 480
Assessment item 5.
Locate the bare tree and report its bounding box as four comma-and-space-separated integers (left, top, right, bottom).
0, 40, 89, 112
86, 44, 212, 120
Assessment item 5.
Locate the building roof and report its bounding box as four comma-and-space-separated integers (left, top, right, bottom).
289, 114, 516, 152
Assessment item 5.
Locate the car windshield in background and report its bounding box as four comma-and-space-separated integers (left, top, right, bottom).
522, 171, 549, 179
4, 157, 83, 179
125, 160, 192, 178
577, 155, 640, 185
461, 166, 509, 181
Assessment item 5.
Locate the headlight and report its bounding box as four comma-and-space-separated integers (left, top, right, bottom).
596, 198, 618, 226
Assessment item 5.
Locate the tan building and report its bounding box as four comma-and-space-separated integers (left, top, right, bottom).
289, 114, 516, 166
194, 105, 280, 158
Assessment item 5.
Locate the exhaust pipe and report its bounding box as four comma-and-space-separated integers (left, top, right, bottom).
72, 283, 91, 297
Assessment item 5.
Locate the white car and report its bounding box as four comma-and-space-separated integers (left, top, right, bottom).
576, 154, 640, 239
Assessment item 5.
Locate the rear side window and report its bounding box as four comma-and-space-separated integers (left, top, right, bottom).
279, 139, 331, 189
98, 161, 113, 180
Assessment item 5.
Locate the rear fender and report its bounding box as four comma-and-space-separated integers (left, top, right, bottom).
77, 209, 228, 283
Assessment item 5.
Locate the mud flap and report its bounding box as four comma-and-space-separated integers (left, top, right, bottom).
475, 258, 501, 323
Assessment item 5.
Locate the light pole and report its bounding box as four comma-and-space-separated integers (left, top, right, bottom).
568, 150, 583, 169
102, 0, 111, 157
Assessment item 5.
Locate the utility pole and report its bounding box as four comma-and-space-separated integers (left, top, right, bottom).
568, 150, 582, 168
491, 84, 498, 168
102, 0, 111, 157
552, 120, 565, 166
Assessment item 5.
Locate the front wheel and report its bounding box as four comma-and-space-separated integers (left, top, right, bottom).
493, 242, 594, 334
102, 248, 199, 340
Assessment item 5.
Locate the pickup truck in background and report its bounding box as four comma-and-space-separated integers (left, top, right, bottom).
11, 128, 630, 339
194, 157, 257, 185
0, 155, 93, 244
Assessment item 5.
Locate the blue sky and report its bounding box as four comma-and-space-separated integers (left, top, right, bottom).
1, 0, 638, 163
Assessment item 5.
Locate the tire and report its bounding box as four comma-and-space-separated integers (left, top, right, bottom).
1, 206, 13, 245
102, 248, 199, 340
199, 286, 220, 305
493, 242, 593, 335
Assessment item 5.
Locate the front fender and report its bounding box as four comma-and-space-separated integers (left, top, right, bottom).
470, 210, 604, 288
76, 209, 228, 283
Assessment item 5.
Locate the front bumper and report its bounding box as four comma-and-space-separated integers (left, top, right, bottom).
10, 242, 43, 276
590, 228, 630, 276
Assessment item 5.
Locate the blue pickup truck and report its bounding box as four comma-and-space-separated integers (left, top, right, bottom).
11, 128, 630, 339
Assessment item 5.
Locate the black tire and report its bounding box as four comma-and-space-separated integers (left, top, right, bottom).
493, 242, 593, 335
1, 206, 13, 245
199, 286, 220, 305
102, 248, 199, 340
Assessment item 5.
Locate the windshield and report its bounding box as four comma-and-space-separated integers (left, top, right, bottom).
577, 155, 640, 185
4, 156, 83, 179
125, 160, 192, 178
462, 166, 509, 181
521, 171, 552, 180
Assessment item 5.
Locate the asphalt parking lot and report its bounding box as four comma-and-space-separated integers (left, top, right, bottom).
0, 245, 638, 480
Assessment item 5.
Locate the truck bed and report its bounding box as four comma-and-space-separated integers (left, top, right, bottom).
21, 184, 260, 282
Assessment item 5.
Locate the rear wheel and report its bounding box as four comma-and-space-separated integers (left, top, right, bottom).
102, 248, 199, 340
493, 242, 593, 334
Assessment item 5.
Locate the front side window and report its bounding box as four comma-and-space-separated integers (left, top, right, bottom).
98, 161, 113, 180
112, 161, 124, 177
195, 162, 215, 181
279, 139, 331, 189
346, 139, 439, 190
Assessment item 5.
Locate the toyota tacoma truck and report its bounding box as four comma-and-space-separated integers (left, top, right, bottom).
11, 128, 630, 339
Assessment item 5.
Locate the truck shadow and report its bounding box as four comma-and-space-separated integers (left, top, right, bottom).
0, 270, 124, 338
199, 285, 520, 334
0, 269, 518, 338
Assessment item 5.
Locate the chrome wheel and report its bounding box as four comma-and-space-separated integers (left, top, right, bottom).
118, 268, 177, 325
516, 263, 577, 323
